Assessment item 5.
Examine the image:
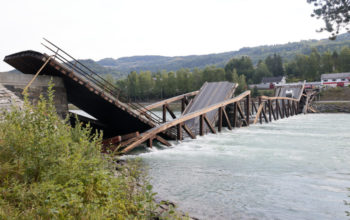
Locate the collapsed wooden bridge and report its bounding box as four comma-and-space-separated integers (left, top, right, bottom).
3, 40, 316, 154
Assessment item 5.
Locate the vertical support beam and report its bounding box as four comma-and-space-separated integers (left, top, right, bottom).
288, 100, 291, 116
275, 99, 279, 120
246, 95, 250, 126
222, 108, 232, 130
282, 99, 286, 118
177, 123, 183, 141
147, 137, 153, 148
233, 102, 238, 128
200, 114, 204, 136
181, 98, 186, 113
268, 99, 272, 122
259, 97, 262, 124
218, 107, 223, 132
162, 104, 166, 122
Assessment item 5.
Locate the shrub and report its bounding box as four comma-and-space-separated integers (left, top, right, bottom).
0, 84, 166, 219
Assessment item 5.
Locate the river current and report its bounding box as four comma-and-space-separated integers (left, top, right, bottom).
133, 114, 350, 219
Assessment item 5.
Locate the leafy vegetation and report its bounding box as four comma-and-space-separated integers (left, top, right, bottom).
0, 84, 180, 219
308, 0, 350, 39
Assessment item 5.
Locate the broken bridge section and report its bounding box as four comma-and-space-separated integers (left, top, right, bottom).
4, 46, 164, 138
182, 82, 236, 135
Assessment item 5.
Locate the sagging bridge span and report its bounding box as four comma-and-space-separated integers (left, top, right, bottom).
4, 40, 317, 154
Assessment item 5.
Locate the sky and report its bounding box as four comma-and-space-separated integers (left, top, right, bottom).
0, 0, 330, 71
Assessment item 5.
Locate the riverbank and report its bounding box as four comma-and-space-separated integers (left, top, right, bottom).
312, 101, 350, 113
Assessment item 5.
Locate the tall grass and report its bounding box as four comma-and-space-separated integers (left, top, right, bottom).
0, 83, 180, 219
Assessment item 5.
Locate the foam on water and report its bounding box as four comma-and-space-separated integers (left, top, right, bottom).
132, 114, 350, 219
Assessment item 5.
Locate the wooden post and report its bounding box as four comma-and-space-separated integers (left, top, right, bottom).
233, 102, 237, 128
200, 114, 204, 136
246, 95, 250, 126
203, 115, 216, 134
181, 98, 186, 113
281, 99, 286, 118
162, 104, 166, 122
218, 107, 223, 132
177, 123, 182, 141
271, 103, 276, 120
222, 108, 232, 130
147, 137, 153, 148
275, 100, 279, 119
268, 99, 272, 122
259, 97, 262, 124
165, 104, 176, 119
288, 100, 291, 116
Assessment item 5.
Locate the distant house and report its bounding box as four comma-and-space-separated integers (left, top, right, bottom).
321, 72, 350, 87
248, 76, 286, 90
261, 76, 286, 85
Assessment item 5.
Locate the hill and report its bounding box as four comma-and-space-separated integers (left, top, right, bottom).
80, 32, 350, 76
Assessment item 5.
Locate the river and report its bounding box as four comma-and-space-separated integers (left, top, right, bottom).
132, 114, 350, 219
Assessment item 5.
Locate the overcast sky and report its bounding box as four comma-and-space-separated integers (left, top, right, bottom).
0, 0, 330, 71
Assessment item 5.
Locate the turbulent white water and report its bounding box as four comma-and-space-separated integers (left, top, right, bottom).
133, 114, 350, 219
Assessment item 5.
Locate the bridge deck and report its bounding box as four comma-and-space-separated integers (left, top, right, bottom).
182, 82, 236, 134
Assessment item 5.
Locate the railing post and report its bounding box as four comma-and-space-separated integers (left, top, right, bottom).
258, 97, 262, 124
281, 99, 285, 118
233, 102, 238, 128
181, 97, 186, 113
147, 137, 153, 148
246, 95, 250, 126
177, 123, 183, 141
162, 104, 166, 122
218, 107, 223, 132
200, 115, 204, 136
268, 99, 272, 122
275, 99, 279, 120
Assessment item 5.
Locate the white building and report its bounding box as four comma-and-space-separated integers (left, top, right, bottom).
261, 76, 286, 86
249, 76, 287, 89
321, 72, 350, 87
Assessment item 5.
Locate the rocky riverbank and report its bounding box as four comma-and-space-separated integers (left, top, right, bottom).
311, 102, 350, 113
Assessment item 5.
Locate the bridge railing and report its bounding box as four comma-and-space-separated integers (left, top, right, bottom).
41, 38, 164, 125
252, 96, 300, 124
121, 90, 252, 153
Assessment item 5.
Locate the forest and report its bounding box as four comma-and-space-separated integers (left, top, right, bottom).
109, 46, 350, 101
80, 32, 350, 77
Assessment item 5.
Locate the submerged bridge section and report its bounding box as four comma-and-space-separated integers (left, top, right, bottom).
182, 82, 236, 135
121, 82, 313, 154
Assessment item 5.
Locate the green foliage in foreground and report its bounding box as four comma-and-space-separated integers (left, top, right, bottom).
0, 85, 182, 219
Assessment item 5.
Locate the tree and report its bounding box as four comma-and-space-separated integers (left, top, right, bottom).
253, 62, 272, 83
339, 46, 350, 71
320, 51, 335, 73
236, 74, 247, 95
225, 56, 254, 80
127, 71, 139, 100
308, 0, 350, 39
265, 54, 284, 76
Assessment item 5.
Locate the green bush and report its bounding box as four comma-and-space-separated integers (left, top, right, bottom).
0, 84, 168, 219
